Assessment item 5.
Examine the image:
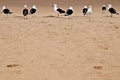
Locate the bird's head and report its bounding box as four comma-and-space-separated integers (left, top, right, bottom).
2, 6, 6, 10
108, 4, 112, 9
52, 4, 57, 7
102, 5, 106, 7
32, 5, 36, 9
24, 4, 27, 8
84, 5, 87, 8
89, 5, 92, 8
69, 6, 74, 10
108, 4, 112, 7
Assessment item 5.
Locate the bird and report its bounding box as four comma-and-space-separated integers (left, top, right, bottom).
52, 4, 65, 18
108, 4, 119, 17
2, 6, 12, 17
83, 5, 88, 16
29, 5, 37, 15
65, 6, 74, 16
87, 5, 92, 15
23, 5, 29, 19
83, 5, 92, 16
102, 5, 107, 12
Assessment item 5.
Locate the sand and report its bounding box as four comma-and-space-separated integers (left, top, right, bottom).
0, 0, 120, 80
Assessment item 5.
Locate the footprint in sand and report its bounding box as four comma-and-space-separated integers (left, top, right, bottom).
64, 27, 73, 31
16, 71, 22, 74
66, 32, 70, 35
113, 25, 119, 29
91, 37, 97, 41
41, 21, 48, 23
48, 24, 55, 27
109, 25, 119, 29
6, 64, 19, 68
109, 22, 113, 24
93, 65, 103, 69
98, 44, 109, 50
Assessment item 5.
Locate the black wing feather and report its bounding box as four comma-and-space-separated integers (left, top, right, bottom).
23, 9, 28, 16
3, 9, 10, 14
57, 8, 65, 13
109, 8, 116, 14
30, 8, 36, 14
83, 8, 88, 15
65, 9, 73, 16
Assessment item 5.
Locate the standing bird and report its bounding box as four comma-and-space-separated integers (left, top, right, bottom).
65, 6, 74, 16
87, 5, 92, 15
29, 5, 37, 15
83, 5, 92, 16
102, 5, 107, 13
108, 4, 119, 17
23, 5, 29, 19
83, 5, 88, 16
2, 6, 12, 17
52, 4, 65, 18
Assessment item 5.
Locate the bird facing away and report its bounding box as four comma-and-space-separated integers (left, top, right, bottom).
83, 5, 88, 16
52, 4, 65, 18
102, 5, 107, 13
23, 5, 29, 19
108, 4, 119, 17
65, 6, 74, 16
102, 5, 107, 11
87, 5, 92, 14
2, 6, 12, 17
29, 5, 37, 15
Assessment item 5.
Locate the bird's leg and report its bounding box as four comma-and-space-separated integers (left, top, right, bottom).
58, 14, 59, 18
111, 14, 112, 17
102, 11, 106, 14
32, 14, 34, 17
89, 13, 92, 18
90, 13, 92, 16
7, 14, 8, 18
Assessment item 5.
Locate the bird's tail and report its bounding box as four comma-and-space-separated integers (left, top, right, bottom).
64, 13, 68, 16
116, 13, 119, 15
64, 14, 68, 16
9, 12, 13, 14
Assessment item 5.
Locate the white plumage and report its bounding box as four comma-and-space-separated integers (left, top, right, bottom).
108, 4, 112, 10
87, 5, 92, 14
52, 4, 65, 17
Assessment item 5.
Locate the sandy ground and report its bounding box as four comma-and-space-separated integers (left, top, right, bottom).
0, 6, 120, 80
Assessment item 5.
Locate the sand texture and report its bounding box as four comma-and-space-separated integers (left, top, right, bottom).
0, 0, 120, 80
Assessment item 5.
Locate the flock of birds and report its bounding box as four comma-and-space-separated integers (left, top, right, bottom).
53, 3, 119, 17
2, 5, 37, 19
1, 3, 119, 19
